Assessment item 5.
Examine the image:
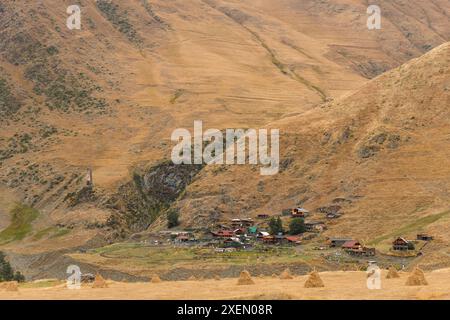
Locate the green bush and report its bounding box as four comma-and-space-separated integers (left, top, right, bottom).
0, 251, 25, 282
268, 217, 283, 235
289, 218, 306, 235
167, 210, 180, 228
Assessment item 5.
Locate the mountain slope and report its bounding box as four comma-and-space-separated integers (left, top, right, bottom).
171, 41, 450, 268
0, 0, 449, 272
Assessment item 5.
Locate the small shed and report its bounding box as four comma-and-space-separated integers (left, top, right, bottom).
305, 221, 326, 232
417, 233, 433, 241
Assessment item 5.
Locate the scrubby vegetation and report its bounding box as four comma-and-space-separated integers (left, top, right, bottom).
0, 251, 25, 282
140, 0, 171, 29
0, 78, 21, 117
0, 133, 33, 161
167, 210, 180, 228
0, 25, 107, 113
96, 0, 143, 45
0, 204, 40, 243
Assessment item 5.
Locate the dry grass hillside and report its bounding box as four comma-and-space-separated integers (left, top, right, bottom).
0, 0, 450, 276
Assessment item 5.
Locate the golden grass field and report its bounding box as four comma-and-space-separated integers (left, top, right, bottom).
1, 269, 449, 300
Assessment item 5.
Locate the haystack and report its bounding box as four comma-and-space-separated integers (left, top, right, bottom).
279, 268, 294, 280
92, 274, 108, 288
151, 274, 162, 283
214, 275, 221, 281
386, 266, 400, 279
405, 267, 428, 286
188, 275, 197, 281
271, 273, 277, 278
304, 271, 324, 288
0, 281, 19, 292
237, 270, 255, 285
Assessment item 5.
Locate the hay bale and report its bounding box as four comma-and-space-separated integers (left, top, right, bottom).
405, 267, 428, 286
279, 268, 294, 280
304, 271, 324, 288
0, 281, 19, 292
386, 266, 400, 279
237, 270, 255, 285
151, 274, 162, 283
92, 274, 108, 288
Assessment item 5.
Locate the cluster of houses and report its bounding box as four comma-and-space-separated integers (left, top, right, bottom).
158, 205, 434, 258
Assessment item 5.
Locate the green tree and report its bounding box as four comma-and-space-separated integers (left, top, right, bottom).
0, 251, 15, 282
268, 217, 283, 235
289, 218, 306, 235
167, 210, 180, 228
13, 271, 25, 283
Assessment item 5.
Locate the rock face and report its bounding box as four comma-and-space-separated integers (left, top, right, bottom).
106, 161, 203, 233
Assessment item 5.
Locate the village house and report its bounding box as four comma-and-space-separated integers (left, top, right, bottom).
285, 236, 302, 245
257, 231, 270, 238
231, 218, 254, 228
328, 238, 353, 247
304, 221, 326, 232
211, 230, 234, 238
392, 237, 415, 251
342, 240, 363, 250
262, 235, 277, 244
417, 233, 433, 241
291, 207, 310, 218
341, 240, 376, 257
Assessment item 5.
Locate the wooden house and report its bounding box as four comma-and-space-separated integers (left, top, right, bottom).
211, 230, 234, 238
304, 221, 326, 232
291, 207, 310, 218
328, 238, 353, 247
392, 237, 414, 251
342, 240, 363, 250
